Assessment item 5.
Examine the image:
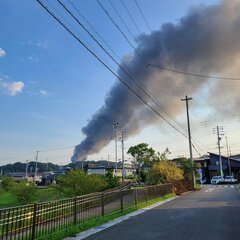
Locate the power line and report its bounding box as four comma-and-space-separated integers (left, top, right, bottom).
64, 0, 206, 156
99, 0, 207, 154
120, 0, 142, 35
56, 0, 193, 139
36, 0, 188, 140
109, 0, 136, 41
37, 0, 206, 156
97, 0, 136, 51
147, 64, 240, 81
134, 0, 151, 32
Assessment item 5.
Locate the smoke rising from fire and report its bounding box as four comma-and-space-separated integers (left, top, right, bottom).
71, 1, 240, 162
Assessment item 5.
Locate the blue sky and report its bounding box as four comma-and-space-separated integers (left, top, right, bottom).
1, 0, 239, 165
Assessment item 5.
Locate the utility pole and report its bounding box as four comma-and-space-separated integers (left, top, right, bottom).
113, 122, 119, 174
34, 151, 40, 184
181, 95, 196, 189
121, 131, 125, 182
25, 160, 29, 179
213, 126, 224, 178
81, 150, 85, 171
225, 136, 232, 176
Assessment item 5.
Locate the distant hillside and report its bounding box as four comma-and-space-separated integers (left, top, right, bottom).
0, 160, 114, 175
0, 161, 61, 174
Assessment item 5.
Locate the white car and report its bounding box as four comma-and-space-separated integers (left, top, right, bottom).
211, 176, 224, 184
224, 176, 237, 183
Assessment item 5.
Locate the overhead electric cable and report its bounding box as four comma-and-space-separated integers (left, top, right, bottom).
36, 0, 188, 139
134, 0, 151, 32
97, 0, 136, 51
109, 0, 136, 41
57, 0, 192, 138
147, 64, 240, 81
120, 0, 142, 35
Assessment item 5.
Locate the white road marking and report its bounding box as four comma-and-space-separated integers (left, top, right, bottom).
205, 187, 215, 193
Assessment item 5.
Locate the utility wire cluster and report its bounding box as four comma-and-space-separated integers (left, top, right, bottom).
35, 0, 225, 158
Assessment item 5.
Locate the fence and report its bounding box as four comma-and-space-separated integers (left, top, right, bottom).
0, 183, 173, 240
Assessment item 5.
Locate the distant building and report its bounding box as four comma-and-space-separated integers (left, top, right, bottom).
8, 172, 42, 183
194, 152, 240, 181
87, 161, 136, 177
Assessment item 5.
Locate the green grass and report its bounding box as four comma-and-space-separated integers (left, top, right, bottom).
0, 191, 19, 208
0, 187, 64, 208
37, 193, 175, 240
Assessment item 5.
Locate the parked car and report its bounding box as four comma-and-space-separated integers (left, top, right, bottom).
224, 176, 237, 183
211, 176, 224, 184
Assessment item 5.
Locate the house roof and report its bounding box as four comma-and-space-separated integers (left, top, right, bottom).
193, 152, 240, 162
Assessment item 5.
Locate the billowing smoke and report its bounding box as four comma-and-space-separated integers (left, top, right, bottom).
71, 0, 240, 162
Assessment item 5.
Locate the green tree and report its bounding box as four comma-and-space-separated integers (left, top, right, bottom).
176, 157, 197, 181
56, 170, 107, 197
156, 148, 171, 161
127, 143, 156, 183
105, 170, 120, 189
147, 161, 184, 185
0, 176, 15, 191
11, 181, 37, 204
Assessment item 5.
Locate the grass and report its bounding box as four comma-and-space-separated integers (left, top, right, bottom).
0, 191, 19, 208
37, 193, 175, 240
0, 187, 64, 208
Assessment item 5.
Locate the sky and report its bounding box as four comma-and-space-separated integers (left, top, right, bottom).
0, 0, 240, 166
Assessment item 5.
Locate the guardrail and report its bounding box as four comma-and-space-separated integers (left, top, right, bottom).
0, 183, 173, 240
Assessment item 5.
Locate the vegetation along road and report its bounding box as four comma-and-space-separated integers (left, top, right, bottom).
80, 185, 240, 240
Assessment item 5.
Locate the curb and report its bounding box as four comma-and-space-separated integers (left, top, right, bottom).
66, 195, 179, 240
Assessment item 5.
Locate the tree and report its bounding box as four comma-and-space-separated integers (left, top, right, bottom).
56, 170, 108, 197
104, 170, 120, 189
156, 148, 171, 161
11, 181, 37, 204
127, 143, 156, 183
0, 176, 15, 191
147, 161, 184, 185
176, 157, 197, 181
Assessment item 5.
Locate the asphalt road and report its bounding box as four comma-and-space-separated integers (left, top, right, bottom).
83, 185, 240, 240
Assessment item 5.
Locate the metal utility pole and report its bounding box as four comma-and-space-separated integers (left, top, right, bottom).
121, 131, 125, 182
25, 160, 29, 179
113, 122, 119, 174
213, 126, 224, 178
34, 151, 40, 184
181, 95, 196, 189
225, 136, 232, 176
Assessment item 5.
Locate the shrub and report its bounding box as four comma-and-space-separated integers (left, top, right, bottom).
11, 181, 37, 204
56, 170, 108, 197
0, 176, 15, 191
147, 161, 184, 185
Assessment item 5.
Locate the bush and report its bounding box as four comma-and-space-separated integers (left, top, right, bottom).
11, 181, 37, 204
0, 176, 15, 191
104, 170, 120, 189
56, 170, 108, 197
147, 161, 184, 185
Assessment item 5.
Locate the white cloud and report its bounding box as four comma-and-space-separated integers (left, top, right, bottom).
36, 39, 49, 49
0, 48, 6, 57
28, 56, 39, 62
39, 89, 48, 96
0, 80, 24, 96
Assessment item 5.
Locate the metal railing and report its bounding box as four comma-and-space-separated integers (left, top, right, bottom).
0, 183, 173, 240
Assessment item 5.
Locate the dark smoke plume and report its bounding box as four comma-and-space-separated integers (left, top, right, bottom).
72, 0, 240, 162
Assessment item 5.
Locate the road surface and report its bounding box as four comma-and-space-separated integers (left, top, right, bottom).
83, 184, 240, 240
